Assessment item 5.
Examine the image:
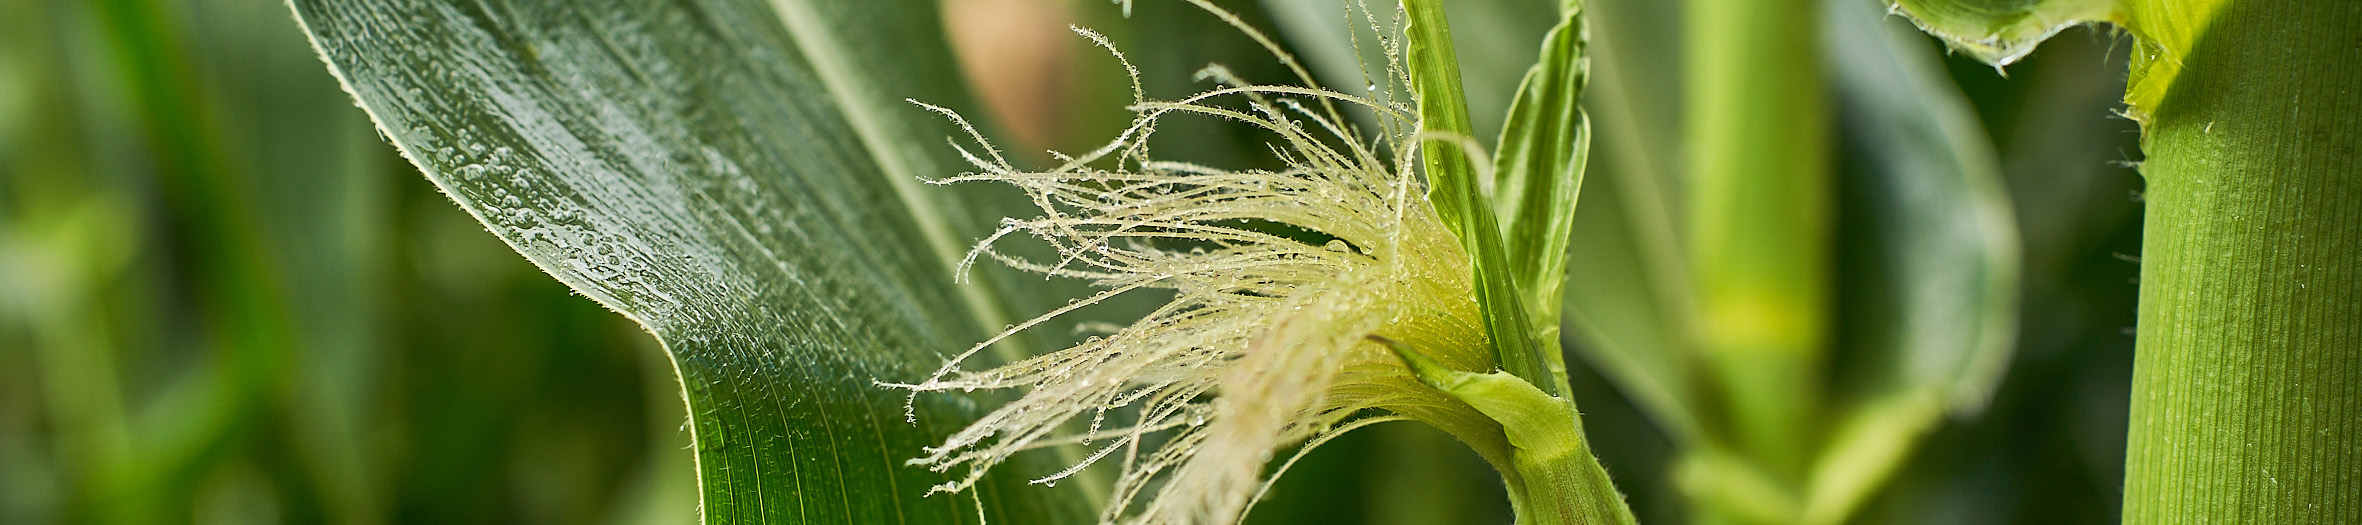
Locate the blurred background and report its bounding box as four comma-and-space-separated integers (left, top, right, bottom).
0, 0, 2142, 523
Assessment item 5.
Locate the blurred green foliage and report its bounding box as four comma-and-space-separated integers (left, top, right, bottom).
1567, 11, 2146, 525
0, 0, 2143, 523
1250, 1, 2146, 523
0, 0, 693, 522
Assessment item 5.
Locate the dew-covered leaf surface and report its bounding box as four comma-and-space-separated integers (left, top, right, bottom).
289, 0, 1094, 522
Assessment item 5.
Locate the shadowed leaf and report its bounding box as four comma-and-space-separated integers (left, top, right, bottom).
1805, 0, 2020, 521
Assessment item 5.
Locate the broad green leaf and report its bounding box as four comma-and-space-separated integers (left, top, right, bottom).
1879, 0, 2119, 66
1802, 0, 2019, 522
1883, 0, 2228, 120
288, 0, 1094, 522
1826, 0, 2020, 424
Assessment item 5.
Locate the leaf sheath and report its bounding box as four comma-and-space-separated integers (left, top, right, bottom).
2125, 1, 2362, 521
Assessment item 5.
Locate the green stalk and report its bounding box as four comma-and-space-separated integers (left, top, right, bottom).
1684, 0, 1829, 489
1388, 342, 1637, 525
2123, 1, 2362, 521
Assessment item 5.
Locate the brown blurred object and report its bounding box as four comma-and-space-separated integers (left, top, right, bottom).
943, 0, 1076, 154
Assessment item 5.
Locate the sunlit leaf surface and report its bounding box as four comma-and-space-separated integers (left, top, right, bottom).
289, 0, 1095, 522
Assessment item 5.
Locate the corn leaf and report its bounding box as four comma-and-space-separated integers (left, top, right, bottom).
1882, 0, 2227, 121
1399, 0, 1553, 395
1802, 0, 2019, 521
287, 0, 1096, 522
1488, 0, 1590, 388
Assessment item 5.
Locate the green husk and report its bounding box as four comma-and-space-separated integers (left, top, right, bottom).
1398, 1, 1639, 523
1400, 0, 1554, 396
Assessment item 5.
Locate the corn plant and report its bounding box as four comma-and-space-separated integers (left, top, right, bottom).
1884, 0, 2361, 522
276, 0, 2357, 523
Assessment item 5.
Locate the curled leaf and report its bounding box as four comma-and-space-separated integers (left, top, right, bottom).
1884, 0, 2231, 121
